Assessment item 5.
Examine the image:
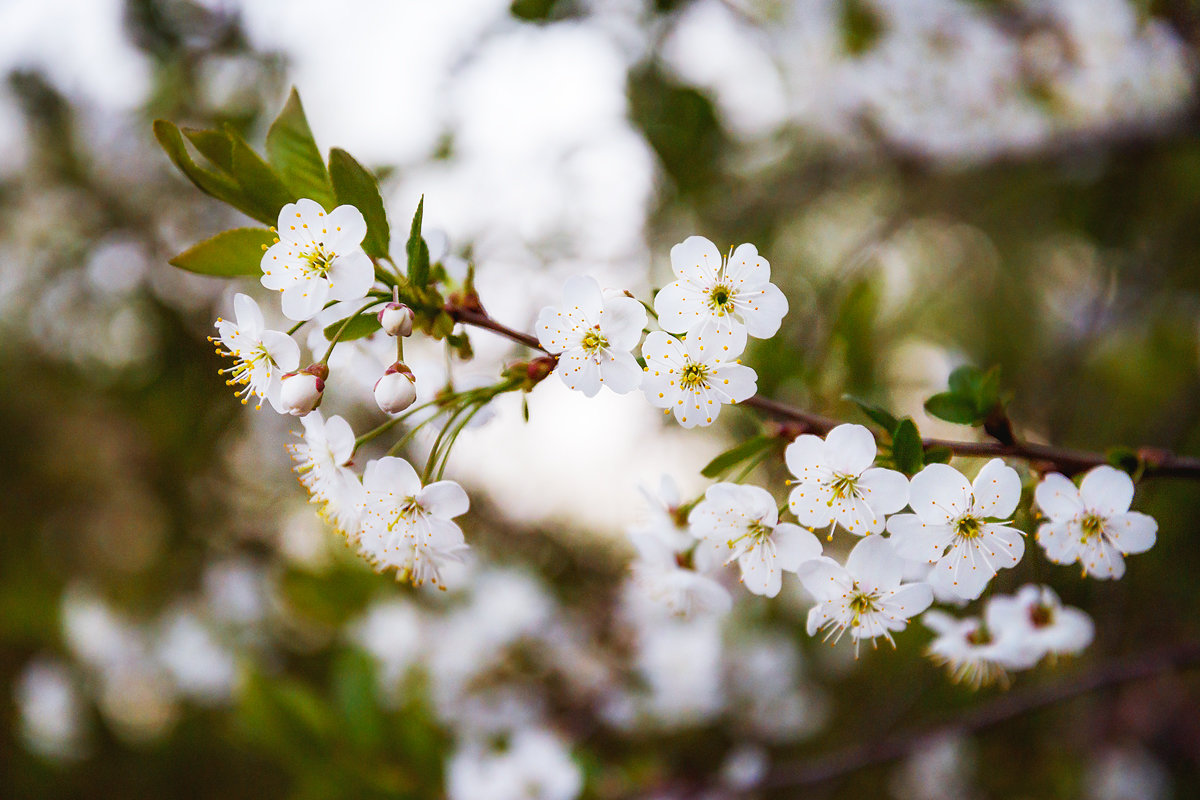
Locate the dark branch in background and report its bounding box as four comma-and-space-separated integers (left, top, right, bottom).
444, 304, 1200, 480
758, 641, 1200, 791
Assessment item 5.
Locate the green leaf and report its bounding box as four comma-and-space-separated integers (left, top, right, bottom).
322, 312, 381, 343
332, 650, 385, 752
891, 418, 924, 475
406, 196, 430, 287
1106, 446, 1140, 474
168, 228, 274, 277
227, 126, 295, 222
329, 148, 390, 259
182, 127, 233, 172
947, 365, 981, 397
237, 671, 333, 760
844, 394, 898, 431
700, 435, 775, 479
924, 392, 983, 425
266, 88, 335, 209
154, 120, 274, 225
923, 446, 953, 464
977, 365, 1003, 410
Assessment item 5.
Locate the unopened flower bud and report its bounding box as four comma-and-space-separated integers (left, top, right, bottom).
374, 363, 417, 414
279, 363, 329, 417
378, 303, 414, 337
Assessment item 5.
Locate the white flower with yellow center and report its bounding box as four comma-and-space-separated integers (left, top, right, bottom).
785, 423, 909, 537
886, 460, 1025, 601
797, 535, 933, 650
260, 199, 375, 321
986, 584, 1094, 662
922, 610, 1037, 689
356, 457, 469, 589
689, 483, 822, 597
654, 235, 788, 341
1034, 465, 1157, 580
641, 328, 756, 428
286, 411, 363, 540
209, 293, 299, 411
536, 275, 647, 397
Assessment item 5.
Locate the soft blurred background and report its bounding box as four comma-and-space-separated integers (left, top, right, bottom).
3, 0, 1200, 797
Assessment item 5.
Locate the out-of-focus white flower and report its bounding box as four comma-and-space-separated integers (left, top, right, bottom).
1035, 465, 1157, 579
153, 609, 238, 704
786, 423, 909, 537
447, 727, 583, 800
60, 588, 144, 672
641, 328, 756, 428
798, 535, 933, 649
636, 617, 725, 726
374, 363, 419, 414
721, 745, 770, 791
210, 293, 300, 411
287, 411, 364, 539
628, 475, 694, 553
654, 235, 788, 341
985, 584, 1094, 662
923, 610, 1038, 689
887, 460, 1025, 600
349, 599, 423, 697
536, 275, 647, 397
357, 456, 469, 588
890, 732, 978, 800
627, 532, 732, 619
15, 660, 86, 760
690, 482, 822, 597
1085, 745, 1170, 800
260, 199, 375, 321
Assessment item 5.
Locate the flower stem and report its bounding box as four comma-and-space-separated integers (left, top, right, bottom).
319, 299, 385, 364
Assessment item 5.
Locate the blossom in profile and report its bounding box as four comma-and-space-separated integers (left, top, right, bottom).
286, 411, 363, 540
641, 328, 756, 428
690, 483, 821, 597
260, 199, 375, 321
654, 235, 788, 341
536, 275, 647, 397
785, 423, 909, 537
923, 610, 1038, 689
210, 293, 300, 412
1034, 465, 1157, 579
357, 457, 469, 588
887, 460, 1025, 600
797, 535, 933, 650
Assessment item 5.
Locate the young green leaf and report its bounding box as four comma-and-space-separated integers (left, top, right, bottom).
924, 392, 983, 425
700, 435, 775, 479
844, 394, 899, 431
154, 120, 274, 225
168, 228, 275, 277
227, 126, 295, 222
266, 89, 335, 210
406, 196, 431, 287
329, 147, 390, 259
182, 127, 233, 172
890, 418, 924, 475
322, 312, 382, 343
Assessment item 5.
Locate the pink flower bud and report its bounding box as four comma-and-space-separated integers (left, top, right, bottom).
377, 303, 415, 337
279, 364, 328, 417
374, 364, 417, 414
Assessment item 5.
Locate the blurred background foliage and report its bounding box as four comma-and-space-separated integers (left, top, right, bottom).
3, 0, 1200, 798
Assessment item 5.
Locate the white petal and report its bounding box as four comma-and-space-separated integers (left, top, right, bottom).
536, 308, 581, 354
723, 242, 769, 285
669, 235, 722, 284
806, 604, 831, 636
324, 204, 368, 250
887, 514, 952, 563
689, 322, 746, 363
980, 524, 1025, 569
971, 458, 1021, 518
1036, 522, 1079, 564
788, 480, 835, 528
326, 251, 375, 302
736, 282, 788, 339
909, 463, 972, 524
555, 350, 602, 397
824, 424, 877, 476
1080, 539, 1126, 580
561, 275, 604, 323
653, 280, 706, 335
233, 293, 264, 334
1034, 473, 1082, 521
771, 523, 822, 571
419, 481, 469, 519
260, 330, 301, 372
323, 414, 356, 465
858, 468, 909, 515
709, 363, 757, 403
796, 557, 849, 602
784, 434, 826, 478
882, 583, 933, 622
1106, 511, 1157, 555
599, 295, 647, 351
363, 456, 421, 497
280, 282, 330, 322
832, 494, 884, 536
1079, 465, 1135, 516
739, 543, 783, 597
938, 540, 996, 600
641, 330, 687, 368
599, 350, 644, 394
845, 534, 903, 591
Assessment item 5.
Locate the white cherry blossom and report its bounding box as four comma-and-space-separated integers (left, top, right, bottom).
797, 535, 933, 650
357, 457, 469, 588
785, 423, 909, 537
627, 532, 732, 619
887, 460, 1025, 601
654, 235, 788, 341
286, 411, 364, 540
628, 475, 694, 553
210, 293, 299, 411
923, 610, 1039, 689
641, 328, 756, 428
260, 199, 375, 321
535, 275, 647, 397
986, 584, 1094, 662
1034, 465, 1157, 580
690, 483, 822, 597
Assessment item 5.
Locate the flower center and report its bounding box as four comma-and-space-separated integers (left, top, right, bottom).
1079, 513, 1105, 541
708, 282, 735, 314
387, 496, 423, 531
680, 362, 710, 390
580, 327, 608, 354
827, 473, 858, 500
965, 626, 993, 646
848, 584, 880, 625
302, 244, 337, 278
1029, 604, 1054, 628
954, 515, 984, 539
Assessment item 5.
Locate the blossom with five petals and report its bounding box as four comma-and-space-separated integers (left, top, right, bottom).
210, 293, 300, 412
641, 328, 756, 428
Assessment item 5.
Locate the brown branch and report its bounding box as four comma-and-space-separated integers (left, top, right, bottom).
446, 307, 1200, 480
760, 641, 1200, 791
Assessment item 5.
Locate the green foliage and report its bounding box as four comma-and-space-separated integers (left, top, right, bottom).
266, 89, 336, 210
168, 227, 276, 276
332, 650, 387, 752
890, 418, 924, 475
924, 365, 1005, 426
329, 148, 391, 259
323, 312, 383, 343
700, 435, 776, 478
840, 0, 884, 55
845, 394, 899, 431
628, 65, 725, 196
406, 197, 431, 287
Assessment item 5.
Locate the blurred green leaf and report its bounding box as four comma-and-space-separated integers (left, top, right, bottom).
845, 394, 899, 431
628, 65, 724, 195
924, 392, 982, 425
891, 418, 924, 475
323, 312, 382, 343
238, 671, 334, 759
406, 196, 430, 287
923, 446, 953, 464
228, 126, 295, 222
168, 228, 274, 277
329, 147, 390, 259
700, 435, 775, 478
267, 88, 335, 210
332, 650, 385, 752
154, 119, 276, 224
